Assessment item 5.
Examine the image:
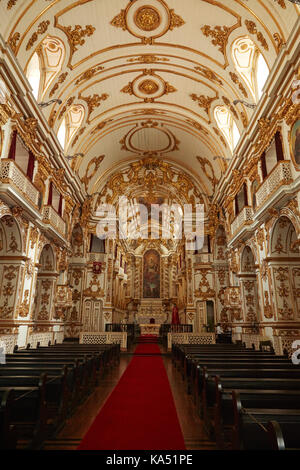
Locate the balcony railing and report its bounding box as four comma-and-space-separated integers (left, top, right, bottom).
0, 159, 39, 207
256, 160, 293, 208
42, 205, 66, 237
231, 206, 254, 236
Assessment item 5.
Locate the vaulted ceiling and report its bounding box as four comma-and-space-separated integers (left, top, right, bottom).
1, 0, 299, 198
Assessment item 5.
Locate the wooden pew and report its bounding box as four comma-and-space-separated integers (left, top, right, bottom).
0, 389, 17, 449
0, 343, 120, 448
267, 420, 300, 450
232, 390, 300, 450
211, 376, 300, 448
0, 374, 48, 449
0, 370, 69, 429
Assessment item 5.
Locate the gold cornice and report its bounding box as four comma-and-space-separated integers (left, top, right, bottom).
265, 257, 300, 263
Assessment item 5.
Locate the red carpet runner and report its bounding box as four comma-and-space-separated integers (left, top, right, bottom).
77, 340, 185, 450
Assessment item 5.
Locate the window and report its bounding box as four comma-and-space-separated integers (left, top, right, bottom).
57, 118, 66, 149
90, 234, 105, 253
234, 183, 248, 216
260, 132, 285, 180
47, 181, 63, 216
251, 180, 259, 209
195, 235, 211, 254
25, 36, 65, 101
232, 36, 269, 102
40, 37, 65, 98
214, 106, 240, 152
57, 105, 85, 151
26, 52, 41, 100
8, 131, 35, 181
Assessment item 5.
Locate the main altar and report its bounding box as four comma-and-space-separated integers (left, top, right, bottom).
140, 324, 161, 336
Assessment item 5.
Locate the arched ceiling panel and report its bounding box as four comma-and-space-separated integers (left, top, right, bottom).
1, 0, 298, 198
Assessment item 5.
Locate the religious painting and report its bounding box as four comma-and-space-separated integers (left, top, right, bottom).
143, 249, 160, 298
291, 119, 300, 166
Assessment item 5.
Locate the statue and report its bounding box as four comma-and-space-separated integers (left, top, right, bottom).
171, 303, 180, 325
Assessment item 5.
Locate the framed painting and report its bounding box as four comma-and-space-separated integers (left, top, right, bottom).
143, 249, 160, 298
290, 119, 300, 167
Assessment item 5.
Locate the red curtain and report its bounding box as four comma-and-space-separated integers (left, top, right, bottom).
26, 151, 35, 181
58, 194, 63, 216
8, 130, 17, 160
47, 181, 53, 206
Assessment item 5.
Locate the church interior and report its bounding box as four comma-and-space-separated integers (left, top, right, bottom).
0, 0, 300, 452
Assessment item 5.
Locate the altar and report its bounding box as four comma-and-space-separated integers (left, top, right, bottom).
140, 324, 161, 336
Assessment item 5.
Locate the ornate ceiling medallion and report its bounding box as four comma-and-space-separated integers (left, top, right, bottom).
111, 0, 184, 44
121, 70, 176, 102
134, 5, 161, 31
119, 120, 180, 157
138, 79, 159, 95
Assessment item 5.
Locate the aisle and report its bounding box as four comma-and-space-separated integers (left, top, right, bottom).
77, 337, 185, 450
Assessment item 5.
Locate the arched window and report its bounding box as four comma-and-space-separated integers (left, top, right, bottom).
40, 37, 65, 98
57, 118, 66, 149
26, 52, 41, 100
25, 36, 65, 101
232, 36, 269, 102
214, 106, 240, 152
57, 104, 85, 151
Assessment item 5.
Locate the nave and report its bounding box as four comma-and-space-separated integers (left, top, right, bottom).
43, 337, 215, 451
2, 335, 300, 451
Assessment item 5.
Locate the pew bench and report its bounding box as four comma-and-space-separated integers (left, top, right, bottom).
232, 391, 300, 450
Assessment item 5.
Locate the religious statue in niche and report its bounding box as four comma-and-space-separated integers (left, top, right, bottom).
143, 249, 160, 298
171, 303, 180, 325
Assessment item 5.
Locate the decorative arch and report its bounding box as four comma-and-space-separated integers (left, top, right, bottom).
57, 104, 85, 151
0, 214, 23, 256
71, 223, 85, 258
34, 244, 57, 323
267, 216, 300, 322
0, 213, 24, 321
25, 36, 66, 101
240, 245, 256, 273
269, 215, 299, 258
214, 106, 240, 153
239, 245, 259, 326
231, 36, 269, 102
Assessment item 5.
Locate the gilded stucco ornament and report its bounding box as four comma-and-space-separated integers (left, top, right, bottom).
111, 0, 184, 44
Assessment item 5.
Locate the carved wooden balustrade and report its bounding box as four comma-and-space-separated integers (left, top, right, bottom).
255, 160, 293, 208
0, 159, 39, 208
42, 205, 66, 237
231, 206, 254, 236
